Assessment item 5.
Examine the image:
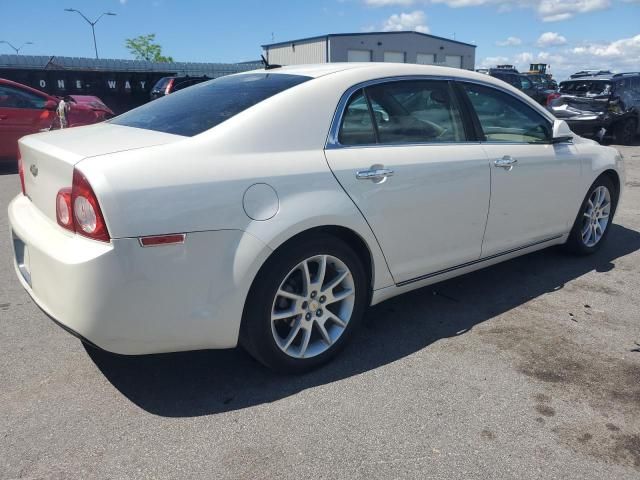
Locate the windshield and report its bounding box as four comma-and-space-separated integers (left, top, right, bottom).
559, 80, 611, 96
112, 73, 312, 137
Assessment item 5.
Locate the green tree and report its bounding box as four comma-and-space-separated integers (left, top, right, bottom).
125, 34, 173, 62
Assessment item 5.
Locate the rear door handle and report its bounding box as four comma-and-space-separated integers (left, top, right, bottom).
0, 115, 8, 120
494, 156, 518, 170
356, 168, 394, 181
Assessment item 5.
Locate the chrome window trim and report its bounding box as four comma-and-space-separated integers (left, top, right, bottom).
325, 75, 556, 150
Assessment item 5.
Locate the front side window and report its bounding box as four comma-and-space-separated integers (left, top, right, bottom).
462, 83, 551, 143
112, 73, 311, 137
0, 85, 46, 109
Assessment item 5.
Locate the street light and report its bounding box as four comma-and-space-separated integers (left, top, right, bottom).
0, 41, 33, 55
64, 8, 116, 59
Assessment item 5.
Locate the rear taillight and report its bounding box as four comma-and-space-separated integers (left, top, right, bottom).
164, 78, 175, 95
17, 152, 26, 195
55, 169, 110, 242
56, 188, 73, 230
546, 92, 561, 106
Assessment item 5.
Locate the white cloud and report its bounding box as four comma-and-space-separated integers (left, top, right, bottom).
382, 10, 430, 33
496, 36, 522, 46
479, 33, 640, 81
119, 0, 127, 4
536, 32, 567, 47
363, 0, 613, 21
366, 0, 415, 5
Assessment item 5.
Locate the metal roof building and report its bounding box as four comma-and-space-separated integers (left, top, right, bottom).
262, 31, 476, 70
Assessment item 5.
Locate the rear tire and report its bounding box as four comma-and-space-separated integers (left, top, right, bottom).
564, 176, 618, 255
240, 234, 368, 373
613, 117, 637, 145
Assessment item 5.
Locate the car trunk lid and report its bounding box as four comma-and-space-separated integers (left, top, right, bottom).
19, 123, 183, 224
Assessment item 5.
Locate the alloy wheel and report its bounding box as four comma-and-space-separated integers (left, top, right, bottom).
270, 255, 355, 359
581, 185, 611, 248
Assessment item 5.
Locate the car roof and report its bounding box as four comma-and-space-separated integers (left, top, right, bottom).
562, 75, 614, 81
243, 63, 513, 85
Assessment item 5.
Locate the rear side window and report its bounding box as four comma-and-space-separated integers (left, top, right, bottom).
112, 73, 312, 136
366, 80, 466, 144
338, 80, 466, 146
339, 90, 376, 146
462, 83, 551, 143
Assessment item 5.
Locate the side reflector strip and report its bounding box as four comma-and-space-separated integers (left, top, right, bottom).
139, 234, 186, 247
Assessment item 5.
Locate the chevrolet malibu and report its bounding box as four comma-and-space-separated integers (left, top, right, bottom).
9, 64, 625, 373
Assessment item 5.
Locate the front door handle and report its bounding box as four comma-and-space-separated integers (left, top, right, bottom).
494, 156, 518, 170
356, 167, 394, 182
0, 115, 8, 120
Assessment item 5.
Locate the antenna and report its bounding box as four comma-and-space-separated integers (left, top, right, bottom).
261, 54, 282, 70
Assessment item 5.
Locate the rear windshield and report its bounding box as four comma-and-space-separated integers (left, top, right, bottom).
151, 77, 172, 91
559, 80, 611, 96
112, 73, 312, 137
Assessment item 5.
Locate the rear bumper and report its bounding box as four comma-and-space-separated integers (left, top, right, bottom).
8, 194, 271, 355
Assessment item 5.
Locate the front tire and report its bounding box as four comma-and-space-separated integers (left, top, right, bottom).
564, 176, 617, 255
240, 234, 368, 373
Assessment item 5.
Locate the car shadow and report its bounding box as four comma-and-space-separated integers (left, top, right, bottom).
86, 223, 640, 417
0, 161, 18, 175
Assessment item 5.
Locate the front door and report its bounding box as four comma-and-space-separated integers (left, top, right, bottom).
458, 82, 582, 257
325, 79, 491, 284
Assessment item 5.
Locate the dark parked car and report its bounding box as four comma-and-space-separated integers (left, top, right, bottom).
570, 70, 612, 79
150, 75, 210, 100
0, 78, 114, 162
488, 68, 553, 105
525, 73, 558, 91
548, 72, 640, 144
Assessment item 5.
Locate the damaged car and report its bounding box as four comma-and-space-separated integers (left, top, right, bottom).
0, 78, 114, 163
548, 72, 640, 144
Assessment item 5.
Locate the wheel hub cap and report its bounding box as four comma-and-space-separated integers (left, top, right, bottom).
270, 254, 355, 359
581, 185, 611, 248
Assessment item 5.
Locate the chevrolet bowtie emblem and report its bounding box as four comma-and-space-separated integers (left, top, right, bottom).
30, 164, 38, 177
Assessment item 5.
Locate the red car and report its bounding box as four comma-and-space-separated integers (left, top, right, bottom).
0, 78, 114, 162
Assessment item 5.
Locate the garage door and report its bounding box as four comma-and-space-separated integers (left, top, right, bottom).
347, 50, 372, 62
416, 53, 435, 65
383, 51, 405, 63
445, 55, 462, 68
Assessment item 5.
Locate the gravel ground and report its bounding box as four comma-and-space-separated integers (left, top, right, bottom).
1, 143, 639, 480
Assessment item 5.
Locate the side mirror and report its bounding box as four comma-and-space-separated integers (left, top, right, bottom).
551, 119, 574, 143
44, 99, 58, 111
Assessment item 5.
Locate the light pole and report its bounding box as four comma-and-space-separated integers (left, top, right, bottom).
64, 8, 116, 59
0, 41, 33, 54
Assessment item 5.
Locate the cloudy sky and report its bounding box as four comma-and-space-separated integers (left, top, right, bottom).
1, 0, 639, 80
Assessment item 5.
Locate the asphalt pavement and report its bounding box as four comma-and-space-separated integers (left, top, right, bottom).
1, 143, 639, 479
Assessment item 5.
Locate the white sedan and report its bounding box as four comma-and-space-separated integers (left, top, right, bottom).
9, 63, 625, 372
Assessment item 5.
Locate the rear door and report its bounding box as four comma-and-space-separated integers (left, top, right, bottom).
325, 79, 490, 284
458, 81, 581, 257
0, 84, 54, 158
